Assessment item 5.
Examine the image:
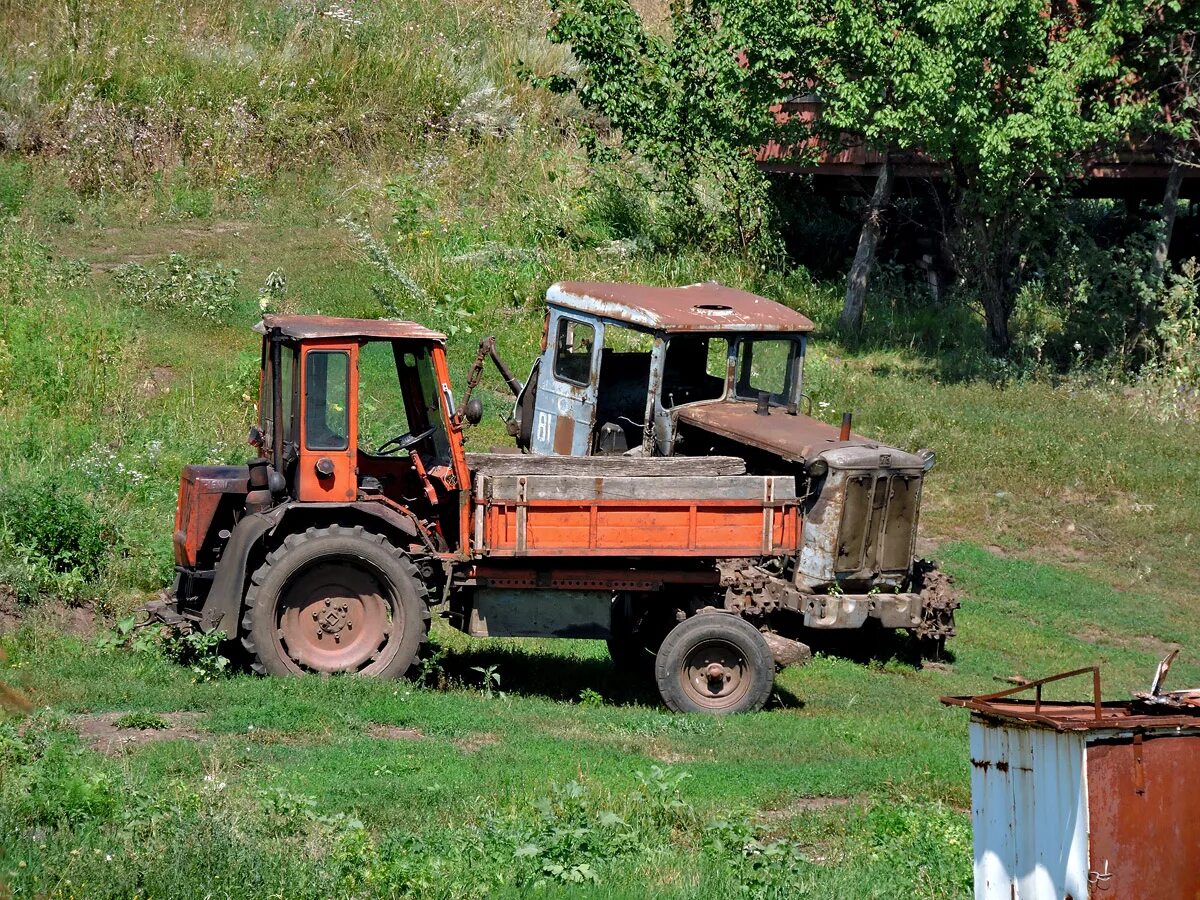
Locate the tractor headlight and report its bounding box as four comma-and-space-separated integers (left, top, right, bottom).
807, 458, 828, 478
917, 448, 936, 472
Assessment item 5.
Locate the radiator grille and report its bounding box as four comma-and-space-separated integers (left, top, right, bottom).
835, 473, 921, 574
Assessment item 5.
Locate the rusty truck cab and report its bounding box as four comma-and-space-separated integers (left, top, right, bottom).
513, 281, 813, 459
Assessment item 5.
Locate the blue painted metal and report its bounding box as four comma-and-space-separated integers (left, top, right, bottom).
529, 308, 603, 456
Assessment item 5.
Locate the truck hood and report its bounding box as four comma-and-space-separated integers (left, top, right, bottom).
676, 402, 923, 468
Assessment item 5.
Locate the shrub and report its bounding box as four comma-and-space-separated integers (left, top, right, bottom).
0, 476, 111, 601
113, 253, 240, 323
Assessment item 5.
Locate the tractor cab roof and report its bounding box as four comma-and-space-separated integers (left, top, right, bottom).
546, 281, 814, 335
255, 314, 446, 343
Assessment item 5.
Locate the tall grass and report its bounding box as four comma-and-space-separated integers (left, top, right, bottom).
1, 0, 572, 195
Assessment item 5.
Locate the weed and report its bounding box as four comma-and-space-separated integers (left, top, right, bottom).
578, 687, 605, 707
471, 663, 504, 700
258, 269, 287, 314
114, 711, 169, 730
113, 254, 240, 323
160, 629, 230, 683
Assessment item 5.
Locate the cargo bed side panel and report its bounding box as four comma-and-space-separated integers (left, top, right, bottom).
473, 474, 798, 558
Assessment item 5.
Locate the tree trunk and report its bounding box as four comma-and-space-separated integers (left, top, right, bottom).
840, 157, 894, 331
971, 216, 1016, 356
1150, 158, 1184, 284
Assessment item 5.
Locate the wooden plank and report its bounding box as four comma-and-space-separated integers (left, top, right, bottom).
467, 452, 746, 477
482, 474, 796, 502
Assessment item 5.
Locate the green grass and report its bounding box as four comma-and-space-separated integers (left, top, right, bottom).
3, 542, 1195, 898
2, 0, 1199, 895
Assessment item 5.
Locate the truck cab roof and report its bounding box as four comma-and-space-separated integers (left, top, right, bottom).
547, 281, 814, 334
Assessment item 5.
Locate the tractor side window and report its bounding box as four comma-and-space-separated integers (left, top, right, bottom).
304, 351, 350, 451
554, 319, 595, 386
735, 338, 796, 404
662, 336, 729, 408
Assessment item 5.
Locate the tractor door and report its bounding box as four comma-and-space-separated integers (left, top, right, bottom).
296, 342, 358, 502
529, 311, 601, 455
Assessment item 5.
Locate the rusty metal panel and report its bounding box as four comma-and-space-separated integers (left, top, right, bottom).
174, 465, 249, 566
548, 281, 814, 334
677, 404, 858, 463
256, 314, 446, 342
1085, 734, 1200, 897
968, 720, 1090, 900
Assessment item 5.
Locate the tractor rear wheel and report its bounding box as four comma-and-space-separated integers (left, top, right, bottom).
654, 614, 774, 715
241, 525, 428, 678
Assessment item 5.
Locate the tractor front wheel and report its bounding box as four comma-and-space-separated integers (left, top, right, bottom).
654, 614, 774, 715
242, 525, 429, 678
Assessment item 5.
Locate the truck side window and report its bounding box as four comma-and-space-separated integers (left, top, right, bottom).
304, 350, 349, 450
554, 319, 595, 386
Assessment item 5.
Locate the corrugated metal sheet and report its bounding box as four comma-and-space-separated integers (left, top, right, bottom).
969, 721, 1090, 900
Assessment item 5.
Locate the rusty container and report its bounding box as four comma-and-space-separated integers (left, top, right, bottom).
943, 665, 1200, 899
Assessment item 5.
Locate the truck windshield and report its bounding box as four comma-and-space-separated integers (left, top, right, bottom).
662, 335, 729, 408
734, 338, 799, 405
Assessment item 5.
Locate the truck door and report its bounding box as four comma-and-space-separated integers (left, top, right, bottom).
530, 312, 600, 455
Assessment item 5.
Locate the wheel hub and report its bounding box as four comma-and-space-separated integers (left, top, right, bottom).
684, 641, 747, 704
276, 564, 396, 673
314, 598, 352, 636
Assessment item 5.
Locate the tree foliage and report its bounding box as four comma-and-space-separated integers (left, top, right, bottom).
544, 0, 1199, 358
542, 0, 806, 253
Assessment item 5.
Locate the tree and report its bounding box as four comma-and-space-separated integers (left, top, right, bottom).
541, 0, 809, 254
795, 0, 1152, 353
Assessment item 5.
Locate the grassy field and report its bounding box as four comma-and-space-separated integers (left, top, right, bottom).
2, 0, 1200, 897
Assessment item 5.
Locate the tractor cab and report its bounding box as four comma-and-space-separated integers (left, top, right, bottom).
511, 281, 816, 464
251, 315, 469, 542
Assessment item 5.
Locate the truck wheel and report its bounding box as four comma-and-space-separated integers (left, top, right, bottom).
654, 615, 774, 715
241, 525, 429, 678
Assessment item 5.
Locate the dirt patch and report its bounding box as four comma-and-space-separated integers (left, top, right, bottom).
0, 586, 18, 634
0, 592, 101, 640
74, 711, 204, 756
756, 796, 854, 823
368, 724, 424, 741
138, 365, 176, 399
454, 732, 500, 753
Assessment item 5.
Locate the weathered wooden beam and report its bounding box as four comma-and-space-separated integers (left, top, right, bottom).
482, 474, 796, 502
467, 453, 746, 477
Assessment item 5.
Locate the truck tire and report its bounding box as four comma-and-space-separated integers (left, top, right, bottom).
241, 525, 429, 678
654, 614, 774, 714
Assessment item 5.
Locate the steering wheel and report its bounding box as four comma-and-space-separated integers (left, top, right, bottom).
375, 426, 436, 457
